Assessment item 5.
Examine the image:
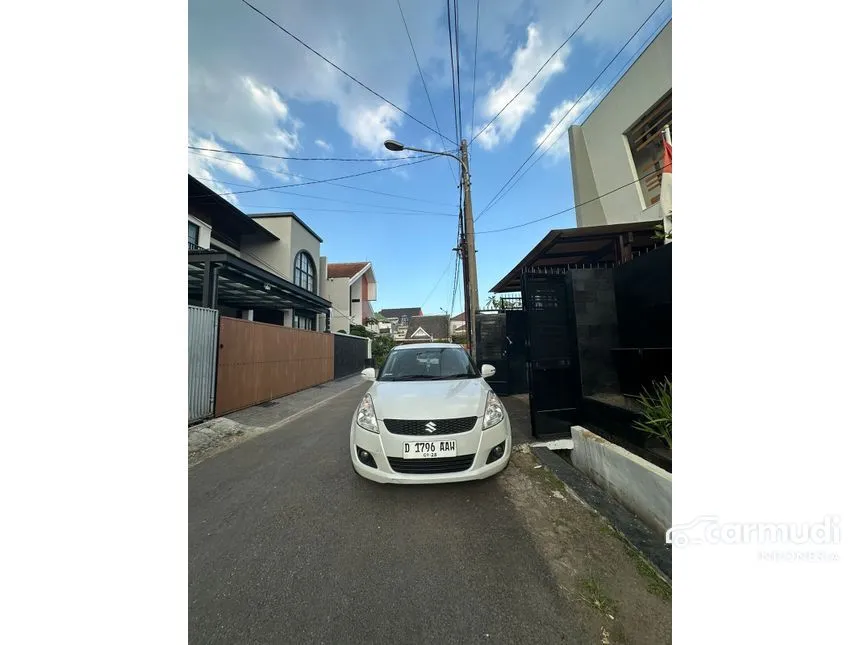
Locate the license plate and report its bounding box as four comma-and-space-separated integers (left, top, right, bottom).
402, 440, 457, 459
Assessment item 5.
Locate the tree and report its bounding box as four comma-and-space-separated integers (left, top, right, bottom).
349, 324, 374, 338
371, 334, 396, 369
484, 295, 507, 311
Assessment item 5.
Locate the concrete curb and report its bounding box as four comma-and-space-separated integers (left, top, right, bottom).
531, 445, 672, 583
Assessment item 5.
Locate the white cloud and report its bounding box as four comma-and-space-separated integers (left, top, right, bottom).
187, 155, 240, 206
472, 0, 670, 151
475, 24, 570, 150
188, 69, 301, 175
189, 0, 453, 155
188, 133, 256, 181
187, 0, 670, 158
315, 139, 332, 151
534, 89, 601, 159
341, 103, 402, 153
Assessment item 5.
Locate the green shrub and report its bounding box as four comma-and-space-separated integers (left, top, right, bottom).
633, 377, 672, 449
372, 334, 396, 369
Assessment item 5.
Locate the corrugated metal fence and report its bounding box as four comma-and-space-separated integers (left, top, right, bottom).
188, 306, 219, 423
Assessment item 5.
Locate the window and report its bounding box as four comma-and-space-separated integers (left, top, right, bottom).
293, 312, 316, 331
188, 221, 200, 248
293, 251, 316, 293
625, 91, 671, 208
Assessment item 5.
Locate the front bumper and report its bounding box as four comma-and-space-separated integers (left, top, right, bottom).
350, 416, 512, 484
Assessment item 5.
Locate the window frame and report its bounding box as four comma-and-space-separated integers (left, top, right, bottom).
293, 251, 316, 294
188, 221, 200, 248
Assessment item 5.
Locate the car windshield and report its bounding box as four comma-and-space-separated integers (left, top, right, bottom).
378, 347, 479, 382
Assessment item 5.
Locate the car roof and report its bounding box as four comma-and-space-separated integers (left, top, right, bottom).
392, 343, 462, 351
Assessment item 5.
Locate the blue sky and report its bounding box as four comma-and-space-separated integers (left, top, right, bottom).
189, 0, 672, 315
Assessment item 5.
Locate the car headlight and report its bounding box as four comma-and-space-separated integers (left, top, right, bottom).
356, 393, 379, 433
483, 391, 505, 430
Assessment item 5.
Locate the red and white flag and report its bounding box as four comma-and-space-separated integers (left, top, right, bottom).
660, 127, 672, 242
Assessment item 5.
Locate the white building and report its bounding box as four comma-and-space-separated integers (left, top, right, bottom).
188, 175, 331, 331
323, 262, 378, 334
568, 20, 671, 228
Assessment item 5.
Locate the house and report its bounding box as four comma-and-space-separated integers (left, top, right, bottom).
370, 311, 392, 335
402, 315, 451, 343
379, 307, 424, 340
449, 312, 466, 337
187, 175, 331, 330
568, 20, 671, 228
323, 262, 378, 334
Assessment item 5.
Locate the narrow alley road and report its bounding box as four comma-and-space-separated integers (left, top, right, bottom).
189, 384, 670, 644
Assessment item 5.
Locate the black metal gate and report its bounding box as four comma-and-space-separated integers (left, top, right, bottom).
475, 313, 508, 394
522, 270, 583, 438
475, 309, 529, 396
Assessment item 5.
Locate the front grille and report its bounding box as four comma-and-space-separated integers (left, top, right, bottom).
387, 454, 475, 474
383, 417, 477, 436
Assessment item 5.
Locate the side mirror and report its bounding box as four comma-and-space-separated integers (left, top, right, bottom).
481, 364, 496, 378
361, 367, 377, 381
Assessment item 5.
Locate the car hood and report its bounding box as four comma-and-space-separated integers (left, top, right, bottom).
369, 379, 490, 420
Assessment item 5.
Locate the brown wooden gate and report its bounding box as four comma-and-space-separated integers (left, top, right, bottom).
214, 318, 334, 416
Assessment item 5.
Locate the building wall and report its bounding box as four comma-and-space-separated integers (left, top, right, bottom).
327, 277, 351, 333
361, 276, 370, 321
350, 281, 362, 325
241, 216, 322, 295
568, 21, 671, 227
569, 268, 621, 396
240, 217, 293, 280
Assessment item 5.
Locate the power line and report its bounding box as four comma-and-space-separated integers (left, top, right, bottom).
188, 145, 432, 162
446, 0, 461, 143
475, 162, 669, 235
475, 0, 666, 220
193, 155, 437, 198
476, 13, 671, 217
395, 0, 459, 186
189, 153, 458, 213
470, 0, 480, 140
246, 206, 457, 218
454, 0, 464, 144
449, 185, 465, 317
469, 0, 606, 146
188, 150, 456, 206
241, 0, 456, 145
421, 251, 457, 308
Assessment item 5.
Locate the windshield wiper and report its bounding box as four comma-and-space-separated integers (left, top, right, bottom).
428, 373, 475, 380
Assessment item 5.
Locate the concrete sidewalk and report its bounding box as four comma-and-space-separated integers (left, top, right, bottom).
188, 374, 368, 467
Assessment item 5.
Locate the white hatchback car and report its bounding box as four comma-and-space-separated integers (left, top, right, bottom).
350, 343, 512, 484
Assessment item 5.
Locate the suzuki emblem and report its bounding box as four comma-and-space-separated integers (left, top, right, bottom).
425, 421, 437, 433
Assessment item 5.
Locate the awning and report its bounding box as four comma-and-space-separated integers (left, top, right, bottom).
490, 221, 662, 293
189, 249, 332, 313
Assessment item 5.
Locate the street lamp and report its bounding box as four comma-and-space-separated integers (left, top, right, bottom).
384, 137, 479, 358
384, 139, 467, 174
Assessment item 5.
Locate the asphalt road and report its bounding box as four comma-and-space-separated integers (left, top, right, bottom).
189, 385, 581, 644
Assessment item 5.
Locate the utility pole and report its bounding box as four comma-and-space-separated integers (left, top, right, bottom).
381, 137, 479, 357
460, 139, 479, 359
